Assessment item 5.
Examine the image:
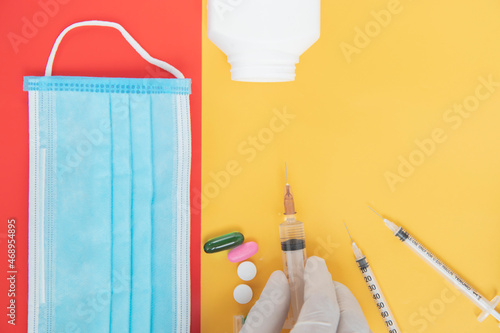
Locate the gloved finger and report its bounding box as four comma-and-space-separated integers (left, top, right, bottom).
334, 282, 372, 333
291, 256, 340, 333
240, 270, 290, 333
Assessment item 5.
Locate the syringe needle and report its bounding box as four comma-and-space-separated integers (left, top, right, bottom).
284, 162, 296, 215
368, 206, 398, 232
368, 206, 384, 219
344, 223, 354, 243
285, 161, 289, 185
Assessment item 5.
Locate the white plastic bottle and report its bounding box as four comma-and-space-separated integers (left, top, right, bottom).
207, 0, 321, 82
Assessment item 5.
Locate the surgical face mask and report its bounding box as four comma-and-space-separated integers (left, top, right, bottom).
25, 21, 191, 333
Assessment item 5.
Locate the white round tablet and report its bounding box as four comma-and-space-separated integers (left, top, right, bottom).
237, 261, 257, 281
233, 284, 253, 304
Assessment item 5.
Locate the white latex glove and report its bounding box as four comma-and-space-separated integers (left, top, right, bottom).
241, 256, 372, 333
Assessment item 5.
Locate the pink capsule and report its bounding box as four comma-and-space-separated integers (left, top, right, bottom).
228, 241, 259, 263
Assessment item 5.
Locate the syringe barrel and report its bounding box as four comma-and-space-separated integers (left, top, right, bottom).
280, 218, 306, 326
233, 315, 244, 333
400, 230, 500, 320
357, 260, 401, 333
280, 217, 305, 246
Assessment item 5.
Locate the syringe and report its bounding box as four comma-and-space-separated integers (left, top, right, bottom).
233, 315, 244, 333
369, 207, 500, 327
345, 224, 401, 333
280, 164, 306, 327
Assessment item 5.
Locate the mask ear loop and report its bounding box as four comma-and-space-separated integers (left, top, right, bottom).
44, 20, 185, 79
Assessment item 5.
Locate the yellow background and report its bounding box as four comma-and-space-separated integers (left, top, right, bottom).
202, 1, 500, 332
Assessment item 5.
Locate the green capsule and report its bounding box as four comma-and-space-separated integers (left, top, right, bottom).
204, 232, 244, 253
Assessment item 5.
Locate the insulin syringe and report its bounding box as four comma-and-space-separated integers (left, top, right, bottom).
369, 207, 500, 327
279, 165, 306, 327
345, 224, 401, 333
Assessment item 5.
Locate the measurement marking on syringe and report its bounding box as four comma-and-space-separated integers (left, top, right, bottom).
345, 223, 401, 333
408, 235, 480, 301
368, 207, 500, 326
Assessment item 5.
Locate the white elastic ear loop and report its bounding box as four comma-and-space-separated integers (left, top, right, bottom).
44, 20, 185, 79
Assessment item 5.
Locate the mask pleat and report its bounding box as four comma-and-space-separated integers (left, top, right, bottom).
150, 94, 178, 331
129, 93, 153, 333
109, 93, 132, 333
54, 91, 112, 332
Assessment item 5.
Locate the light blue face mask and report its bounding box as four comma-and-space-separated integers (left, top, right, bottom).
25, 21, 191, 333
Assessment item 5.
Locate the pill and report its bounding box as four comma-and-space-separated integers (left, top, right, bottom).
228, 241, 258, 263
233, 284, 253, 304
204, 232, 244, 253
237, 261, 257, 281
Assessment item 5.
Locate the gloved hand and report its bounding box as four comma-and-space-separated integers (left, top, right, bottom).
240, 256, 372, 333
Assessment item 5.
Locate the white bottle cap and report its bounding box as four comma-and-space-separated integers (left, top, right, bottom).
228, 52, 299, 82
237, 261, 257, 281
208, 0, 320, 82
233, 284, 253, 304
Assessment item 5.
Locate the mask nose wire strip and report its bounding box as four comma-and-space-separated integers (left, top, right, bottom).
44, 20, 185, 79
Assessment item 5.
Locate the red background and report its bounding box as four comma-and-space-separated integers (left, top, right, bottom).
0, 0, 201, 332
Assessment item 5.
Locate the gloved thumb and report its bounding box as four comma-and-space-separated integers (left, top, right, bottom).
240, 270, 290, 333
291, 256, 340, 333
334, 282, 372, 333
